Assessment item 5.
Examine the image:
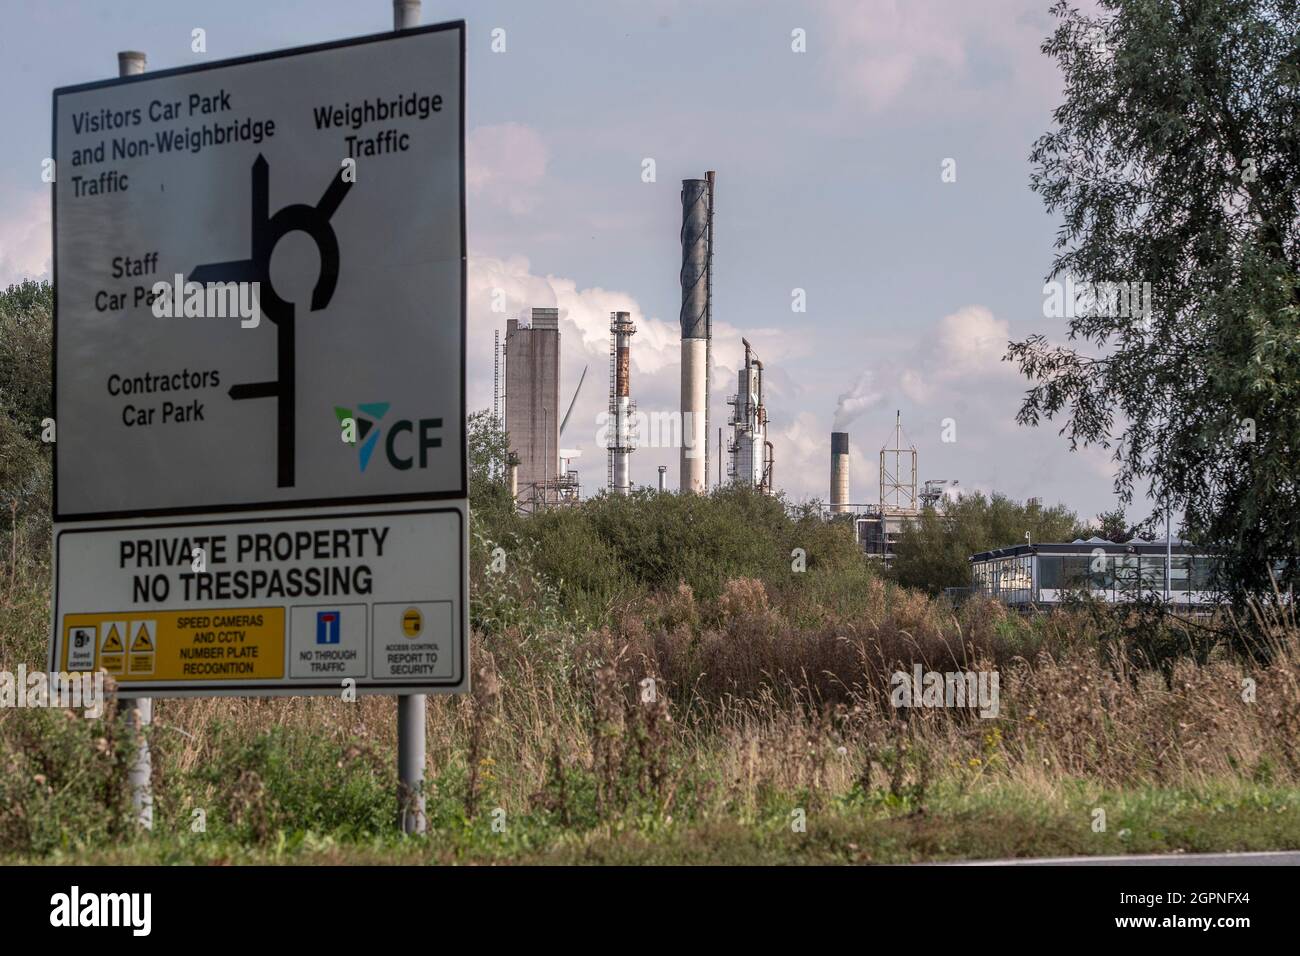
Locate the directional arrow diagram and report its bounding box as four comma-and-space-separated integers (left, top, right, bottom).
190, 155, 353, 488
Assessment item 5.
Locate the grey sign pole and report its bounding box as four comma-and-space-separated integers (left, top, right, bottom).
392, 0, 427, 836
115, 48, 154, 833
397, 692, 426, 834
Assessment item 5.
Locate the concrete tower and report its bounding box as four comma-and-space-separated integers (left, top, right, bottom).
504, 308, 560, 503
830, 432, 850, 512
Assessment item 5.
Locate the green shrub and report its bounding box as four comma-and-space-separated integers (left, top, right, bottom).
189, 725, 391, 844
0, 706, 129, 857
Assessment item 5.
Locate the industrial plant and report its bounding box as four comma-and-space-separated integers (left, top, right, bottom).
498, 169, 780, 505
726, 339, 773, 492
825, 412, 959, 564
492, 167, 960, 540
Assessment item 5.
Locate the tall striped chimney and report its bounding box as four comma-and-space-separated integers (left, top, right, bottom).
679, 172, 713, 493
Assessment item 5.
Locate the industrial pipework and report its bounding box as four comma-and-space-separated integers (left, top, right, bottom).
679, 171, 714, 493
728, 338, 772, 492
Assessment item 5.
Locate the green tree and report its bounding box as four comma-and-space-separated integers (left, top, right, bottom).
1091, 506, 1155, 544
0, 281, 53, 539
1008, 1, 1300, 597
893, 492, 1079, 594
467, 408, 513, 521
0, 280, 52, 440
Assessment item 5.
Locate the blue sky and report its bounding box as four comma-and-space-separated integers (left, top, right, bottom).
0, 0, 1130, 521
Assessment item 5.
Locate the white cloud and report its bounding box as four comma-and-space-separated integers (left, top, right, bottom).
899, 305, 1012, 403
0, 191, 51, 287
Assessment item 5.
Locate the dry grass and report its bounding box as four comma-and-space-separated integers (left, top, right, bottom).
140, 583, 1300, 804
2, 565, 1298, 861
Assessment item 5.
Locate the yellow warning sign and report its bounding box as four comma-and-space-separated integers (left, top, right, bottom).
101, 623, 125, 653
99, 621, 127, 674
401, 607, 423, 638
130, 621, 155, 652
61, 608, 284, 682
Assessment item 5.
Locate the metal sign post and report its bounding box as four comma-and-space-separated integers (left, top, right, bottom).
117, 48, 154, 832
394, 0, 426, 837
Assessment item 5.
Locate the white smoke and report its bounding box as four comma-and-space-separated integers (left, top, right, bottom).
833, 371, 883, 430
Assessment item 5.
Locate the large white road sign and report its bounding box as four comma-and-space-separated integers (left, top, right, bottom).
48, 22, 468, 697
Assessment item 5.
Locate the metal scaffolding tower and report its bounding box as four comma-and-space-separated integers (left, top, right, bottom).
880, 410, 917, 513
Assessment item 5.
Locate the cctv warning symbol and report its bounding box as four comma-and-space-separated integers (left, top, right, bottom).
101, 623, 125, 653
129, 620, 156, 675
100, 621, 127, 675
130, 621, 155, 652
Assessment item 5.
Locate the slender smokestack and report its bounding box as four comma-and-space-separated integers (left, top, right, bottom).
393, 0, 420, 29
117, 51, 146, 75
609, 311, 636, 494
831, 432, 850, 512
679, 173, 713, 493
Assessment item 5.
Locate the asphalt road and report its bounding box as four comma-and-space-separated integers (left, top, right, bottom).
950, 851, 1300, 866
